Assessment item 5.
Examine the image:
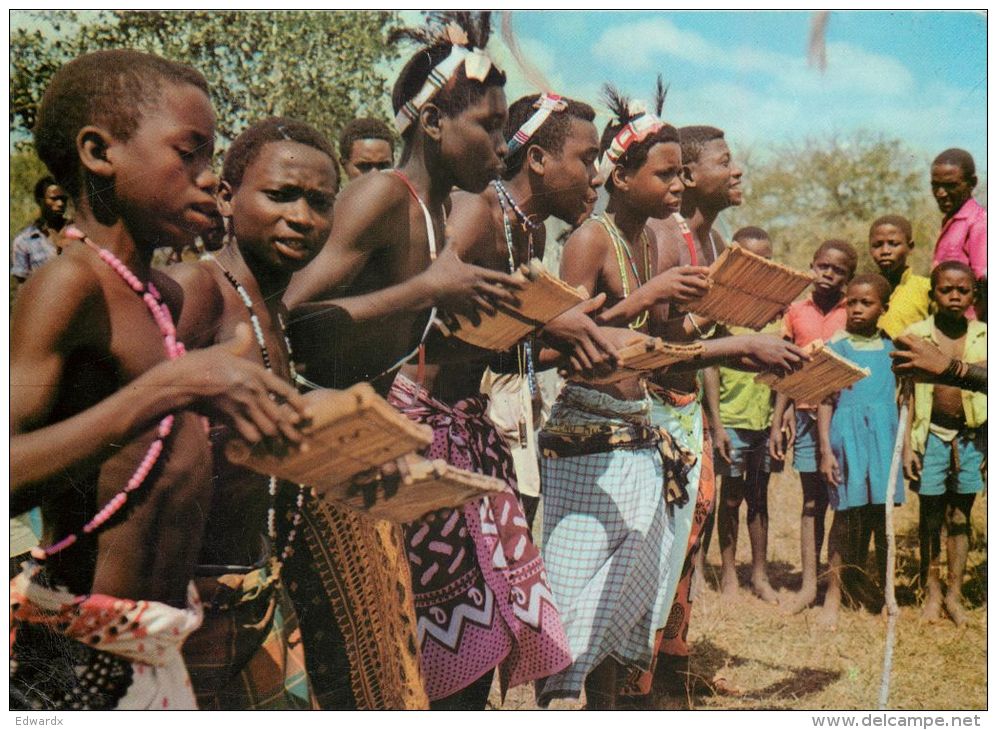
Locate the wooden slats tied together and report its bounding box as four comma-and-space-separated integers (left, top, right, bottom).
755, 340, 869, 404
577, 335, 705, 384
225, 383, 504, 523
442, 258, 587, 351
685, 244, 815, 330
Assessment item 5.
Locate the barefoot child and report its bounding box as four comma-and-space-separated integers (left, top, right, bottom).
868, 214, 930, 338
10, 50, 307, 710
538, 83, 702, 709
903, 261, 987, 626
771, 239, 857, 615
817, 274, 905, 628
704, 227, 783, 604
170, 117, 339, 709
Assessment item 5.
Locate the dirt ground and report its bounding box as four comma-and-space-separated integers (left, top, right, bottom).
487, 469, 988, 711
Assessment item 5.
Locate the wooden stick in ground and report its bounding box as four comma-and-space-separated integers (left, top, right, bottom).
878, 379, 911, 710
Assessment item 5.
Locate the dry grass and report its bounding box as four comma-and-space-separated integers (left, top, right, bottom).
490, 470, 987, 710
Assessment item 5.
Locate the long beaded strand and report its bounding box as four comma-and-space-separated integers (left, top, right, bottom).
32, 227, 183, 560
599, 214, 651, 330
492, 181, 539, 398
213, 258, 305, 565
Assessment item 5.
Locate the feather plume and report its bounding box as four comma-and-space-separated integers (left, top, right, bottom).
499, 11, 552, 93
654, 74, 669, 118
601, 83, 633, 125
388, 10, 492, 49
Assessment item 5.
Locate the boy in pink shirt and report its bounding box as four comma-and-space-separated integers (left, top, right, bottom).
931, 148, 986, 283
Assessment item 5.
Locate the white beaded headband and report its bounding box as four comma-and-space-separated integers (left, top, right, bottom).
506, 92, 569, 155
394, 44, 496, 134
597, 100, 664, 179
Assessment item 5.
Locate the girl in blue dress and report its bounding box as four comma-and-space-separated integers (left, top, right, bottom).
817, 274, 904, 628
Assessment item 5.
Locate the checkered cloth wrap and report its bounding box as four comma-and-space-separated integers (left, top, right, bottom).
620, 387, 716, 696
183, 559, 315, 709
389, 373, 572, 703
536, 384, 696, 704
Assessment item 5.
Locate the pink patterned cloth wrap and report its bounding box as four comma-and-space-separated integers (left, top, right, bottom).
389, 374, 572, 701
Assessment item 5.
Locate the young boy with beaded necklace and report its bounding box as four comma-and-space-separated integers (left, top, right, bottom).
536, 82, 711, 710
10, 50, 309, 710
168, 117, 339, 709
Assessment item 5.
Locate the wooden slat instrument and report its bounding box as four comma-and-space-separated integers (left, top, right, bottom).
576, 335, 705, 384
225, 383, 504, 522
441, 258, 587, 351
685, 244, 815, 330
755, 340, 869, 403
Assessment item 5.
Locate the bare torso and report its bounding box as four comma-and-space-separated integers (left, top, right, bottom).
38, 252, 212, 605
930, 326, 967, 428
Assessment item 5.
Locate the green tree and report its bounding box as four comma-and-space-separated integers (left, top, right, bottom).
10, 10, 401, 149
727, 132, 953, 276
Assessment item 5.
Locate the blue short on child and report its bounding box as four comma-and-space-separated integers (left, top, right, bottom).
914, 428, 986, 496
715, 427, 782, 478
792, 410, 819, 473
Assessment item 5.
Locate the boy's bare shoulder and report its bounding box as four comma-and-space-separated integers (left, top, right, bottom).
337, 170, 410, 219
163, 259, 224, 347
564, 218, 611, 255
447, 190, 496, 260
12, 248, 105, 341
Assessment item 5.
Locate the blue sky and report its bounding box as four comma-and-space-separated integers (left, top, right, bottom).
403, 10, 986, 174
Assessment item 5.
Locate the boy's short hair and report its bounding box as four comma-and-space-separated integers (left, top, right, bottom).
338, 117, 394, 161
848, 273, 891, 305
869, 214, 912, 242
503, 95, 596, 178
932, 148, 976, 180
678, 125, 725, 166
34, 49, 210, 199
814, 239, 858, 274
732, 226, 770, 244
223, 117, 338, 189
389, 13, 506, 143
930, 260, 976, 288
33, 175, 58, 205
599, 82, 679, 194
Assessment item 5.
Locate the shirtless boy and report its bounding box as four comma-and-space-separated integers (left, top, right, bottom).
393, 91, 623, 708
170, 117, 338, 709
903, 262, 987, 627
10, 50, 307, 710
284, 13, 521, 393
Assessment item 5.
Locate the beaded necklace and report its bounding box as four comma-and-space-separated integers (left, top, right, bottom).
212, 255, 305, 565
492, 180, 538, 399
596, 214, 651, 330
32, 227, 183, 560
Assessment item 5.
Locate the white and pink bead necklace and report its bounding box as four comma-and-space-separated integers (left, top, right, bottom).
212, 255, 306, 565
32, 226, 183, 560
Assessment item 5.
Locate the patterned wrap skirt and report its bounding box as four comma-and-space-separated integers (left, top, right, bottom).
389, 373, 572, 702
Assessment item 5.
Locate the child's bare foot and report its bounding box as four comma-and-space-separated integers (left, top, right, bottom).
782, 585, 817, 615
751, 576, 780, 605
920, 593, 943, 623
720, 569, 739, 598
943, 594, 967, 627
